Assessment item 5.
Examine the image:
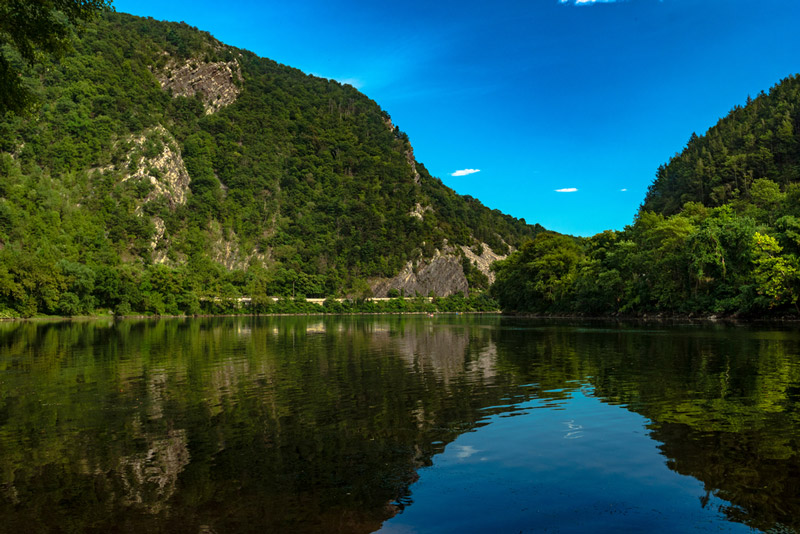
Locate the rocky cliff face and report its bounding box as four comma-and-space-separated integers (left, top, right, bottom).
460, 244, 506, 285
156, 56, 242, 114
408, 202, 432, 220
371, 251, 468, 297
120, 125, 191, 208
370, 240, 507, 297
117, 125, 192, 263
405, 143, 421, 184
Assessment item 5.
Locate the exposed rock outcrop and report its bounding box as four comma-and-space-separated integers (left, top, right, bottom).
120, 125, 191, 208
208, 220, 245, 270
370, 240, 507, 297
156, 57, 242, 114
405, 144, 421, 184
150, 216, 168, 264
116, 125, 191, 263
459, 243, 506, 285
370, 246, 468, 297
408, 202, 431, 220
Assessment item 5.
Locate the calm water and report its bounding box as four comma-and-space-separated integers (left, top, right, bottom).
0, 316, 798, 533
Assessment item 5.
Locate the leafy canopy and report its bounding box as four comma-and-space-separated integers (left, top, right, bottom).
0, 0, 113, 113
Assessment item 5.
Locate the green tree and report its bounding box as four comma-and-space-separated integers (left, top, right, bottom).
491, 233, 583, 312
0, 0, 114, 113
752, 232, 798, 309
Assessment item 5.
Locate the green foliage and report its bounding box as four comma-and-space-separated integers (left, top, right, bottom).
462, 255, 489, 290
0, 0, 114, 113
495, 75, 800, 318
491, 233, 583, 313
752, 232, 799, 309
643, 76, 800, 215
493, 203, 800, 317
0, 12, 537, 317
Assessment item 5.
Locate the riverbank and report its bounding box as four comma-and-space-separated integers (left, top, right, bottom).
0, 311, 502, 322
0, 293, 501, 321
7, 310, 799, 325
501, 310, 800, 324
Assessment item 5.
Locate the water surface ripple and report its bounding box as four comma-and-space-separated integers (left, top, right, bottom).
0, 316, 798, 533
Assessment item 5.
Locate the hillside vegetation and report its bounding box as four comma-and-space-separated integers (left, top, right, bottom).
0, 12, 541, 317
644, 75, 800, 215
493, 75, 800, 317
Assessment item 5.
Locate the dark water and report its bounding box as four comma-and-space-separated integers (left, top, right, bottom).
0, 316, 798, 533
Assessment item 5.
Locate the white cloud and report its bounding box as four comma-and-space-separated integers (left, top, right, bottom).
559, 0, 624, 4
555, 187, 578, 193
451, 168, 481, 177
620, 188, 628, 192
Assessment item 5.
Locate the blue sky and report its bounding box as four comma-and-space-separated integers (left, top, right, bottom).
113, 0, 800, 236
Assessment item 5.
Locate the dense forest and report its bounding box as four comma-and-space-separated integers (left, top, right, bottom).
0, 11, 541, 318
493, 75, 800, 317
9, 8, 799, 319
643, 76, 800, 215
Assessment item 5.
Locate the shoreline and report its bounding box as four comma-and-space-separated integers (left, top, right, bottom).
2, 310, 799, 325
501, 311, 800, 324
0, 311, 503, 323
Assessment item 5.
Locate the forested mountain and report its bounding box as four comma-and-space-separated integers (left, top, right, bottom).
643, 75, 800, 215
493, 74, 800, 317
0, 12, 541, 317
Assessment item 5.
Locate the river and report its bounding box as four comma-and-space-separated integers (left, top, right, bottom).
0, 316, 797, 533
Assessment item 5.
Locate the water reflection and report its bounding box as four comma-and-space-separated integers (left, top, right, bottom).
0, 317, 797, 533
488, 319, 800, 533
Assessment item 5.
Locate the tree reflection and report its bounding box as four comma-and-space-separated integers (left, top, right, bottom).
0, 317, 528, 533
492, 319, 800, 532
0, 318, 798, 532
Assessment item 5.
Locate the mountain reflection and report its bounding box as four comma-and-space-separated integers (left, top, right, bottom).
0, 317, 519, 533
0, 317, 798, 533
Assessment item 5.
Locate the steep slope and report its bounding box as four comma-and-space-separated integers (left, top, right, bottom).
643, 74, 800, 215
0, 12, 542, 316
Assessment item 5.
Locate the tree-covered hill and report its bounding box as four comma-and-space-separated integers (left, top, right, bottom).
643, 74, 800, 215
0, 12, 542, 317
492, 74, 800, 317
